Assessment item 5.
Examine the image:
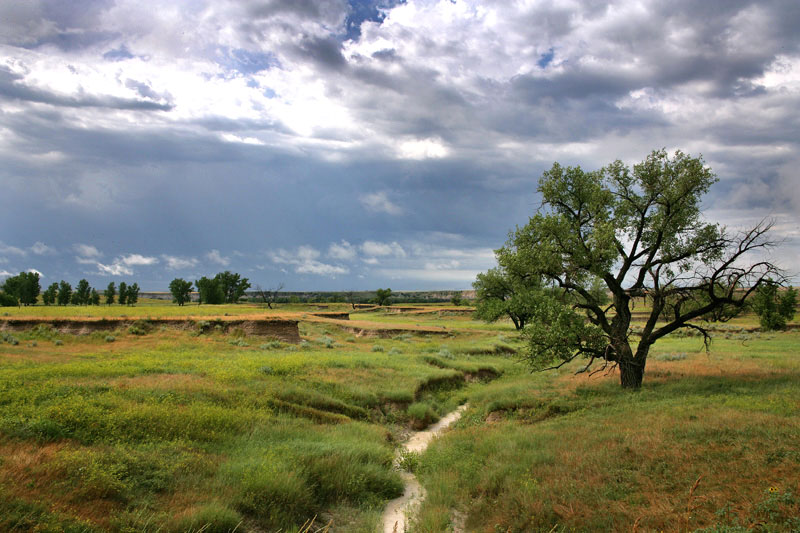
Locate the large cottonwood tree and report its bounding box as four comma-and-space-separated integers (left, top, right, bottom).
505, 149, 782, 389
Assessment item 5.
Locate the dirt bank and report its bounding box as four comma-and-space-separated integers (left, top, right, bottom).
0, 318, 301, 343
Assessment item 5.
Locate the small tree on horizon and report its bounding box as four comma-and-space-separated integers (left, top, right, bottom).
1, 271, 41, 306
118, 282, 128, 306
169, 278, 193, 306
473, 266, 543, 330
127, 283, 140, 306
42, 283, 58, 306
375, 288, 392, 306
57, 280, 72, 306
104, 282, 116, 305
75, 279, 91, 305
214, 271, 251, 303
195, 276, 224, 304
751, 281, 797, 331
255, 282, 284, 309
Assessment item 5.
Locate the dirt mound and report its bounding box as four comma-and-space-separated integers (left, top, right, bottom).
0, 318, 301, 343
308, 312, 350, 320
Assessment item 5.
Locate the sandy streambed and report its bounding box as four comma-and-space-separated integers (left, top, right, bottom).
381, 404, 468, 533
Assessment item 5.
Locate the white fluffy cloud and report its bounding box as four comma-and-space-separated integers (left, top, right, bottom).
121, 254, 159, 266
206, 249, 231, 267
96, 262, 133, 276
271, 246, 349, 277
0, 242, 27, 256
30, 241, 56, 255
74, 243, 102, 259
328, 240, 358, 260
162, 255, 199, 270
361, 240, 406, 258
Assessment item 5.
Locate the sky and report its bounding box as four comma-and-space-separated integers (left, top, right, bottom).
1, 0, 799, 291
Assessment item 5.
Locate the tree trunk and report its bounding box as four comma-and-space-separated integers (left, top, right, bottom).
619, 358, 644, 389
613, 337, 647, 389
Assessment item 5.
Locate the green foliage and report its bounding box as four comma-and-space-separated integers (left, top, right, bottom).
57, 280, 72, 306
195, 276, 225, 304
42, 282, 58, 306
74, 279, 91, 305
502, 149, 777, 388
751, 282, 797, 331
375, 287, 392, 306
169, 278, 193, 306
0, 291, 17, 307
176, 502, 242, 533
214, 271, 251, 303
104, 282, 116, 305
407, 402, 439, 429
1, 271, 40, 306
118, 282, 128, 306
127, 282, 140, 306
450, 292, 463, 306
473, 266, 543, 330
90, 288, 100, 306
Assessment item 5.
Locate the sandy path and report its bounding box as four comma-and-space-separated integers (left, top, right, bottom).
380, 404, 468, 533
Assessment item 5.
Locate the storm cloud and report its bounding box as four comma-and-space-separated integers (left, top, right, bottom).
1, 0, 798, 290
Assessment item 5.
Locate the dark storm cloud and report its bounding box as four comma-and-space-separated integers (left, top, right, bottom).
1, 0, 799, 288
247, 0, 346, 21
23, 29, 119, 52
292, 35, 347, 70
0, 67, 172, 111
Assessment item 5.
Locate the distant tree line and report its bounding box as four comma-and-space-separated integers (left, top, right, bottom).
0, 272, 140, 307
167, 271, 252, 305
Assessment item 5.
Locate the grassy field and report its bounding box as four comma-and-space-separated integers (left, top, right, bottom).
1, 304, 798, 532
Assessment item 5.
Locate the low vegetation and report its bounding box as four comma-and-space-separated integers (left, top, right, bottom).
0, 300, 797, 532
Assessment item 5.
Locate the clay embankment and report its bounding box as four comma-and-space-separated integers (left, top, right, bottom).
0, 317, 301, 343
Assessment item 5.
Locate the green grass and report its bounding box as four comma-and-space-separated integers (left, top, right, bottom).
2, 305, 797, 532
0, 312, 512, 531
414, 330, 800, 532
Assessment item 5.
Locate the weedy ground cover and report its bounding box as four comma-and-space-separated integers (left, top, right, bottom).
1, 304, 797, 532
0, 309, 511, 532
415, 326, 800, 532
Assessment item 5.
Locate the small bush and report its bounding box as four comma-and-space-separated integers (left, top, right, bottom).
260, 340, 284, 350
177, 502, 243, 533
320, 336, 335, 349
437, 347, 454, 359
54, 339, 64, 346
228, 338, 250, 347
397, 449, 420, 473
371, 344, 385, 352
105, 335, 116, 343
388, 347, 402, 355
128, 319, 153, 336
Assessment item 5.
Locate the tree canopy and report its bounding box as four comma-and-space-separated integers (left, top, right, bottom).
375, 288, 392, 306
473, 266, 543, 330
169, 278, 194, 306
1, 271, 40, 306
751, 281, 797, 331
506, 149, 782, 388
